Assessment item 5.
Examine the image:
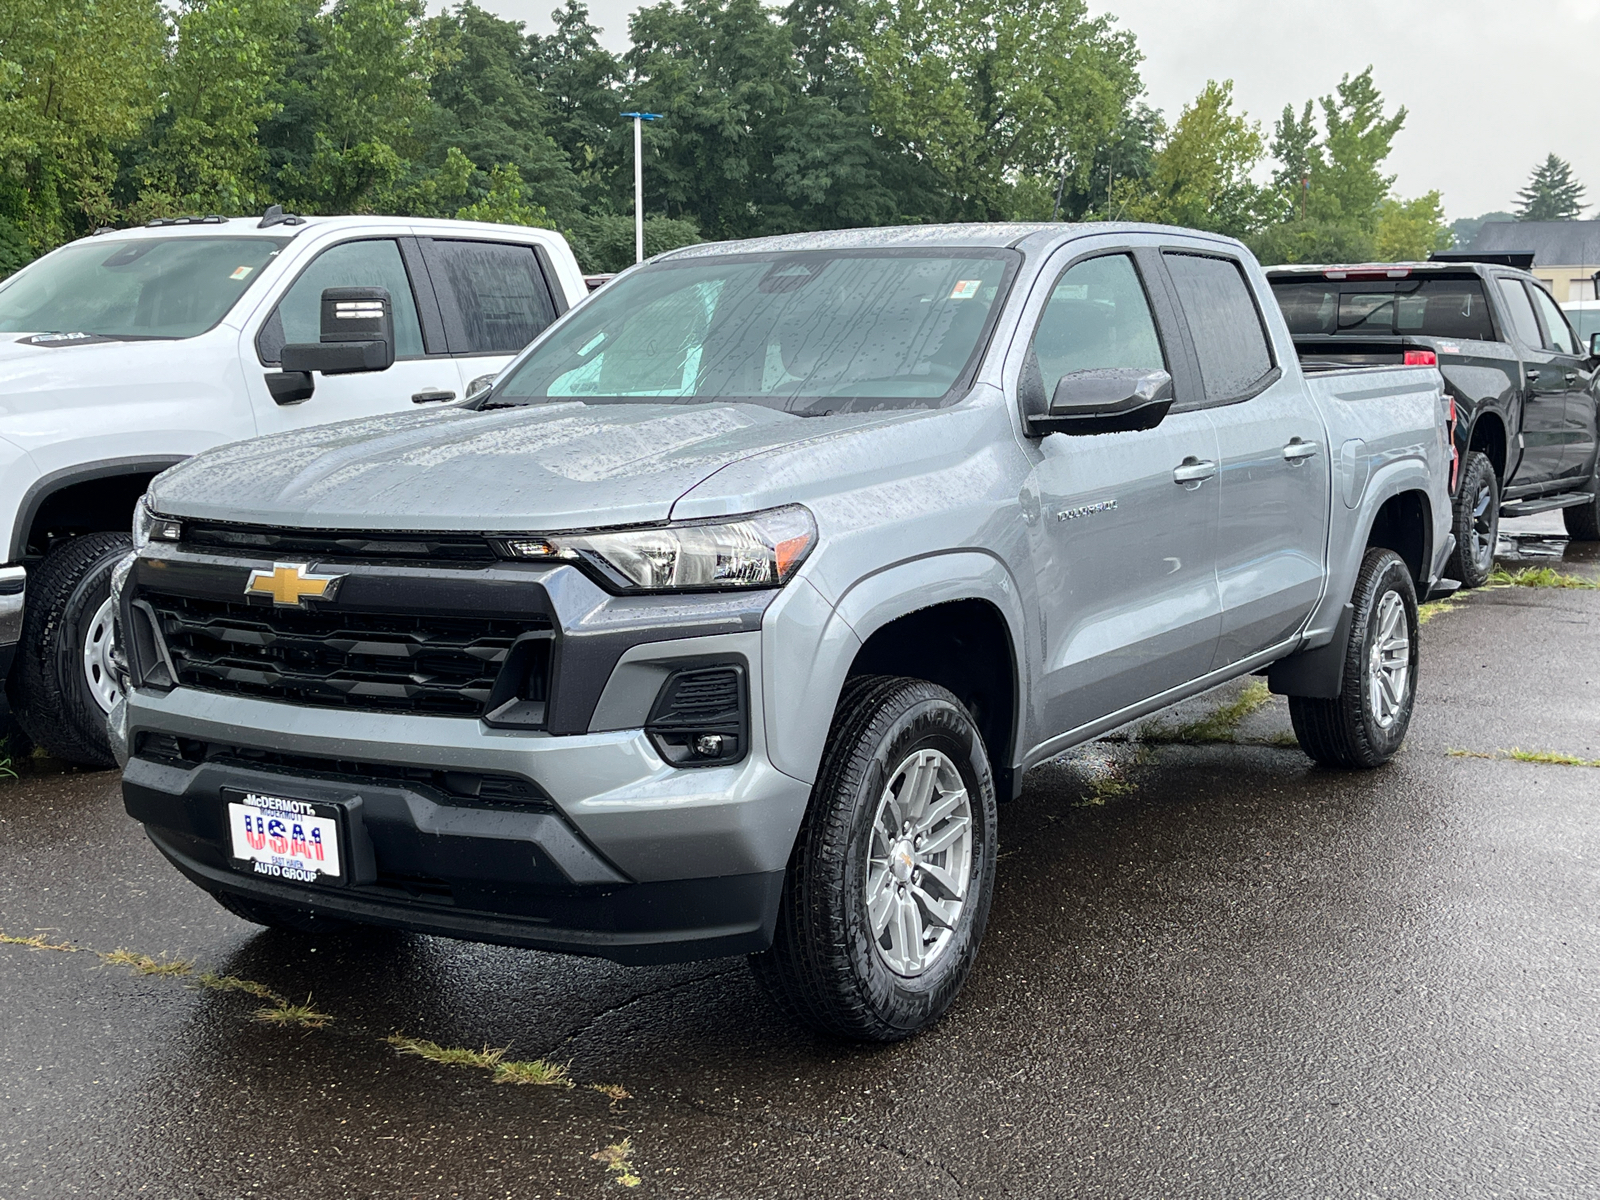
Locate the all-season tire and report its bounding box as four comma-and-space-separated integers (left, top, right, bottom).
749, 676, 997, 1042
1289, 548, 1419, 769
207, 888, 356, 935
1563, 456, 1600, 540
8, 532, 131, 766
1446, 451, 1499, 588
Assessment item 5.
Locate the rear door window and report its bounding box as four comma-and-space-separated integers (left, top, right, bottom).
420, 240, 558, 355
1529, 285, 1580, 355
1495, 278, 1544, 348
1163, 253, 1273, 403
257, 238, 426, 365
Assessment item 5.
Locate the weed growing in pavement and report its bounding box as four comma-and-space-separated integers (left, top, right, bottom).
0, 930, 79, 951
1489, 565, 1599, 589
253, 999, 334, 1029
592, 1138, 642, 1188
196, 971, 284, 1002
385, 1034, 573, 1087
102, 949, 193, 976
1142, 679, 1271, 744
1448, 747, 1600, 767
1418, 594, 1465, 623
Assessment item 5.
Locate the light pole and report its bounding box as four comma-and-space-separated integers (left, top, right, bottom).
621, 112, 663, 264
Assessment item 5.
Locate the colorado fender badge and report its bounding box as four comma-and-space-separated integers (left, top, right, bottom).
244, 562, 346, 606
1057, 499, 1118, 522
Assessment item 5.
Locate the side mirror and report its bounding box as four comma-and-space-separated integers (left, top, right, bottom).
280, 286, 396, 376
1590, 331, 1600, 359
1029, 368, 1174, 436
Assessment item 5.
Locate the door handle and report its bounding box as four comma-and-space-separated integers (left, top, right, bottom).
1172, 458, 1217, 487
1526, 369, 1541, 380
1282, 438, 1320, 462
1565, 371, 1578, 383
412, 388, 456, 404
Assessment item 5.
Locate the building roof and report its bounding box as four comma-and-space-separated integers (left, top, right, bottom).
1466, 219, 1600, 268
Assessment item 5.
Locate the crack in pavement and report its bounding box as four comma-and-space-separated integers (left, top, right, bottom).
540, 964, 747, 1057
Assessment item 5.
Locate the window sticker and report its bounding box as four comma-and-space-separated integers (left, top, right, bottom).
230, 266, 253, 281
949, 279, 981, 300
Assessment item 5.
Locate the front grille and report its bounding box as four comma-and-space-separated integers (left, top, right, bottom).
136, 734, 551, 808
180, 521, 498, 564
145, 592, 550, 716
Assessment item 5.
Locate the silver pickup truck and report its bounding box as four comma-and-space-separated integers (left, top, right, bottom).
115, 223, 1452, 1042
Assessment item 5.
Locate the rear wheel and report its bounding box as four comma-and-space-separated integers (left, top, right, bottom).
1562, 456, 1600, 541
1289, 548, 1419, 769
1446, 451, 1498, 588
749, 676, 997, 1042
9, 533, 131, 766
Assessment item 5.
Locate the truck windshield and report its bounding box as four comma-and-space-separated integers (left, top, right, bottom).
0, 236, 286, 339
1271, 276, 1497, 341
487, 249, 1018, 415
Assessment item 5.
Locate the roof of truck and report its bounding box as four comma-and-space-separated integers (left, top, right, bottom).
83, 214, 568, 243
659, 221, 1243, 258
1263, 261, 1536, 280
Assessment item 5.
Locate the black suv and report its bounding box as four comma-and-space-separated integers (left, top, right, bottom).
1267, 254, 1600, 587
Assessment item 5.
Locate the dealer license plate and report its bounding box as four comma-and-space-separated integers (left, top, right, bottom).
225, 789, 344, 885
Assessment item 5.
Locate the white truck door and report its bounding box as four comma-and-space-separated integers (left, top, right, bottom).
242, 236, 465, 431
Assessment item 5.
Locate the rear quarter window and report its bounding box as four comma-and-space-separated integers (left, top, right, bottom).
422, 240, 558, 355
1164, 253, 1274, 403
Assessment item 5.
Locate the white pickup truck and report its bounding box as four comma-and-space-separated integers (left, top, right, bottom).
0, 209, 588, 764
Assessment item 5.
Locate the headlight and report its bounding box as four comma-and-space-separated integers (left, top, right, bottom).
502, 505, 817, 591
131, 496, 182, 552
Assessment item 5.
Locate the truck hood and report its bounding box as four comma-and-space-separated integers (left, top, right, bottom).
148, 401, 916, 530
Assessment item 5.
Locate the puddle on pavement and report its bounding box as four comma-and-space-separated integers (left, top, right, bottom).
1494, 514, 1600, 576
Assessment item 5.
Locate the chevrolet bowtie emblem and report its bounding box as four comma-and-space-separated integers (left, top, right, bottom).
244, 562, 345, 607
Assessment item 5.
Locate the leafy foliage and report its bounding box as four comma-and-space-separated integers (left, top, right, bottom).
0, 2, 1486, 278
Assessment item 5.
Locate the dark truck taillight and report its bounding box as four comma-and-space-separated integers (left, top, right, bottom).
646, 665, 748, 767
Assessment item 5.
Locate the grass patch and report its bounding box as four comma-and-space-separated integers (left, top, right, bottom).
102, 949, 193, 976
1418, 594, 1465, 623
0, 930, 80, 952
196, 971, 284, 1003
592, 1138, 642, 1188
1082, 772, 1135, 806
386, 1035, 572, 1088
253, 999, 333, 1029
1142, 679, 1271, 744
1489, 565, 1599, 590
1449, 746, 1600, 767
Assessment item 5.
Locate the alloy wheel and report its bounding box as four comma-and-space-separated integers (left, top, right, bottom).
1366, 590, 1411, 730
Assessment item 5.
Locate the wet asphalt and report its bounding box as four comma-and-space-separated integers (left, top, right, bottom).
3, 515, 1599, 1199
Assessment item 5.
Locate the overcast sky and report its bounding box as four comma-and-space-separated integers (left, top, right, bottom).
480, 0, 1600, 221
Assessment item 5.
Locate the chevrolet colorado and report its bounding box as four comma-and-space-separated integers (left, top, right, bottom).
116, 223, 1452, 1040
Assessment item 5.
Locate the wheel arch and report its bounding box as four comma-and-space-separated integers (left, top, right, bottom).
1466, 410, 1509, 483
10, 456, 186, 563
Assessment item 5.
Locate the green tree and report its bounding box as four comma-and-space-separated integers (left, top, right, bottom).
126, 0, 309, 220
1449, 210, 1512, 248
422, 3, 581, 221
1515, 153, 1587, 221
1113, 80, 1267, 238
857, 0, 1143, 220
0, 0, 167, 249
526, 0, 624, 207
1374, 191, 1449, 261
454, 162, 549, 225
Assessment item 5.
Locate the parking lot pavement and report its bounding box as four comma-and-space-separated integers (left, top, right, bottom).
4, 518, 1600, 1200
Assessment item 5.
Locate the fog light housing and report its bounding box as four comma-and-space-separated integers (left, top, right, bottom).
646, 665, 747, 768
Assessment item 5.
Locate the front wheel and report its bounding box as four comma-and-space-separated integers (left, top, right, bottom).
1289, 548, 1419, 769
1562, 454, 1600, 541
1446, 451, 1499, 588
749, 676, 998, 1042
9, 532, 132, 766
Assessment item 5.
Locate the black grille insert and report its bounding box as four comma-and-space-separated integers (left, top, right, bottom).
181, 521, 499, 563
136, 734, 551, 808
145, 592, 550, 716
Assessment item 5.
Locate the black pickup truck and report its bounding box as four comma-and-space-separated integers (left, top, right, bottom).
1267, 256, 1600, 587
